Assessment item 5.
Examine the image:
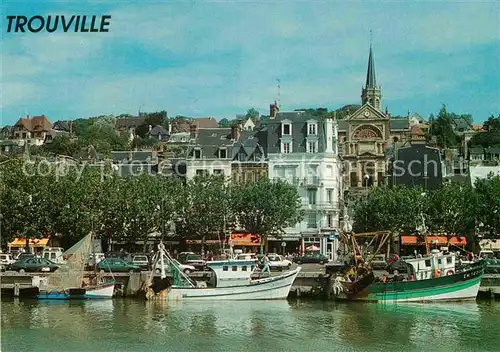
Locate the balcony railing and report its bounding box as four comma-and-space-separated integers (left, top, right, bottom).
302, 202, 340, 210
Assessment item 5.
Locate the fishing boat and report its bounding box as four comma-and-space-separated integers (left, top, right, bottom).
32, 232, 115, 300
142, 243, 301, 301
332, 225, 485, 303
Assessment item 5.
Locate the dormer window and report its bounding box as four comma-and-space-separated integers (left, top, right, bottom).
238, 151, 246, 161
282, 123, 291, 135
219, 148, 227, 159
308, 123, 317, 135
194, 148, 202, 159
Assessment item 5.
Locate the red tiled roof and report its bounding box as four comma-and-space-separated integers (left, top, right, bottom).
14, 115, 52, 131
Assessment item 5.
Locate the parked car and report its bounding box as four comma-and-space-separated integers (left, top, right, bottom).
16, 253, 36, 261
97, 258, 141, 273
41, 247, 66, 264
11, 257, 59, 273
179, 254, 206, 271
154, 259, 195, 274
267, 254, 293, 271
293, 252, 329, 264
0, 253, 15, 270
131, 254, 150, 271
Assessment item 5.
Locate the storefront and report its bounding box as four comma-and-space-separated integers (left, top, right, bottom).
8, 237, 49, 254
268, 237, 300, 255
300, 232, 340, 261
399, 235, 467, 255
229, 232, 262, 253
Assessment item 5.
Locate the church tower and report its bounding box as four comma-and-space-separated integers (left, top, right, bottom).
361, 45, 382, 111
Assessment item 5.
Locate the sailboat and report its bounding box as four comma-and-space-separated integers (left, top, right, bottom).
33, 232, 115, 299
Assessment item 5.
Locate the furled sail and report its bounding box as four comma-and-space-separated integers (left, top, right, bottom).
46, 232, 92, 291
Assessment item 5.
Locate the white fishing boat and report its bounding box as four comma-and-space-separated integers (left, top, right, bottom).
143, 243, 301, 301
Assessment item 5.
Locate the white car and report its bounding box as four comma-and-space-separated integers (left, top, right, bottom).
154, 259, 195, 274
267, 255, 293, 270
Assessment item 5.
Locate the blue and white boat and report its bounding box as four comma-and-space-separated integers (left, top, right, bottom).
143, 243, 301, 301
32, 232, 115, 300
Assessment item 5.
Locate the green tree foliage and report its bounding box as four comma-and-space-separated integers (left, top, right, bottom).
474, 174, 500, 237
353, 182, 500, 247
175, 175, 231, 253
425, 183, 477, 235
44, 134, 81, 156
245, 108, 260, 120
428, 105, 460, 148
352, 186, 427, 235
218, 118, 232, 128
230, 179, 303, 252
470, 115, 500, 148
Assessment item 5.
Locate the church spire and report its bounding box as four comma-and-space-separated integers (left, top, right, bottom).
361, 38, 382, 111
365, 45, 377, 88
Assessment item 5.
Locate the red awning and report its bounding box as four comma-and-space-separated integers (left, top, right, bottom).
400, 235, 467, 246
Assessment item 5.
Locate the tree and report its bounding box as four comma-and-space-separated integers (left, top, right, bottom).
428, 105, 459, 149
218, 118, 232, 128
425, 183, 477, 236
245, 108, 260, 120
230, 179, 303, 252
474, 174, 500, 238
352, 186, 427, 236
44, 134, 81, 156
470, 115, 500, 148
176, 175, 232, 254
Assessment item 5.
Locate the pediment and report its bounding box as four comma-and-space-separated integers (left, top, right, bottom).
359, 151, 378, 157
346, 104, 387, 121
306, 118, 317, 123
281, 119, 292, 124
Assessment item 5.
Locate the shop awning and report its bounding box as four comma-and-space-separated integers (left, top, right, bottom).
229, 233, 262, 246
185, 239, 224, 245
400, 235, 467, 246
9, 238, 49, 248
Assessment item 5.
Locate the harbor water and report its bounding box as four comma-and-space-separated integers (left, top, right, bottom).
1, 299, 499, 351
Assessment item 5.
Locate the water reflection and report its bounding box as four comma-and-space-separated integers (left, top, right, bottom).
1, 299, 499, 352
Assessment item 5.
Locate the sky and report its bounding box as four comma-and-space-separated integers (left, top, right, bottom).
1, 0, 499, 126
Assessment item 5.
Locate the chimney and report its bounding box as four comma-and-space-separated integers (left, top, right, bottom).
269, 102, 279, 119
168, 122, 172, 134
190, 124, 198, 139
148, 124, 152, 132
231, 124, 241, 141
325, 117, 334, 154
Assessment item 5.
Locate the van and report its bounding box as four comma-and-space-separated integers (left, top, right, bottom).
0, 253, 15, 270
42, 247, 65, 264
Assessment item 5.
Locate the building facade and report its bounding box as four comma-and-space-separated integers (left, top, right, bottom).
264, 111, 342, 260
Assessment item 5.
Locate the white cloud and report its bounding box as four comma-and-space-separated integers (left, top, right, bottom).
1, 1, 498, 123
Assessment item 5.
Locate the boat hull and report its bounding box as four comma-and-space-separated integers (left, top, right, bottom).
337, 262, 484, 303
84, 283, 115, 299
147, 267, 301, 301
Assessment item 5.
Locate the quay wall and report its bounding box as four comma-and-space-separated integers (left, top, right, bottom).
1, 270, 499, 300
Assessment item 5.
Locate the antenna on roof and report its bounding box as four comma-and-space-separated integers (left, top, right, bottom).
276, 77, 281, 108
370, 29, 373, 47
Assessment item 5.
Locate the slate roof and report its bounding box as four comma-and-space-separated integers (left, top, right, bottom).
1, 126, 13, 138
52, 120, 74, 132
390, 118, 409, 130
168, 132, 190, 143
187, 128, 232, 159
262, 111, 327, 154
111, 150, 157, 163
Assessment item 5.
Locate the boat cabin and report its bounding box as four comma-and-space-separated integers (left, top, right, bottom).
405, 249, 456, 280
207, 259, 259, 288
